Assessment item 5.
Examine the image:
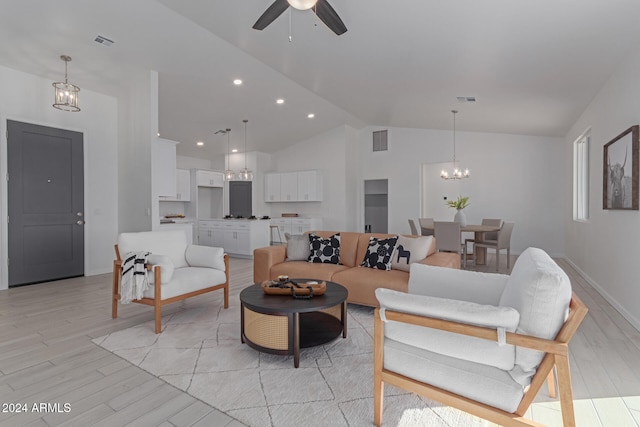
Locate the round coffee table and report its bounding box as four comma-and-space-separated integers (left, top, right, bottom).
240, 279, 348, 368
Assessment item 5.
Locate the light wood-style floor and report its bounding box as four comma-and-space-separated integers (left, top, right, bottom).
0, 254, 639, 426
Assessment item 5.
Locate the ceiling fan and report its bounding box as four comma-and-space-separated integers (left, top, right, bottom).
253, 0, 347, 36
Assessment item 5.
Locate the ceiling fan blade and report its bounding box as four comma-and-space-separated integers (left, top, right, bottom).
314, 0, 347, 35
253, 0, 290, 30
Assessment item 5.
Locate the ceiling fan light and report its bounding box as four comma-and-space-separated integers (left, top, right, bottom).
288, 0, 317, 10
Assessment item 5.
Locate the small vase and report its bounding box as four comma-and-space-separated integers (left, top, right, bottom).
454, 209, 467, 227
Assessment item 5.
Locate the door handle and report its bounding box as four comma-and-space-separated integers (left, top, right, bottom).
76, 220, 85, 225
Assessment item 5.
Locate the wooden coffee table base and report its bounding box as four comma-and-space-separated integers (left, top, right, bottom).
240, 281, 348, 368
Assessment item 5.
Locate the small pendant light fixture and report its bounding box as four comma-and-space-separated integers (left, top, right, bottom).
238, 119, 254, 181
440, 110, 469, 180
52, 55, 80, 112
288, 0, 317, 10
223, 128, 235, 181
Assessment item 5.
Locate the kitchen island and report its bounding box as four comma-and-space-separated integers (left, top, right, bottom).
198, 218, 270, 258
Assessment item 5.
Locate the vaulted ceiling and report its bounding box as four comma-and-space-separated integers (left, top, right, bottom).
2, 0, 640, 160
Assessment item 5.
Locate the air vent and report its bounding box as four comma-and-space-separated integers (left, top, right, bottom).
456, 96, 476, 103
372, 130, 388, 152
94, 35, 114, 47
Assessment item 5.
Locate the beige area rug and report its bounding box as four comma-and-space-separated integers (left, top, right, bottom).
93, 294, 486, 427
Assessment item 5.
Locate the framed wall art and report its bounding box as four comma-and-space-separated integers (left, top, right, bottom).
603, 124, 639, 210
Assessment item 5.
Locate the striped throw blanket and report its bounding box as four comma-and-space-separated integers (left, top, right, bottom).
120, 251, 151, 304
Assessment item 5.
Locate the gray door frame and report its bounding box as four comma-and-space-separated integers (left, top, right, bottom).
0, 116, 87, 290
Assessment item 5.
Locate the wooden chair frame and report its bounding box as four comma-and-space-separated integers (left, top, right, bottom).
112, 244, 230, 333
374, 292, 588, 427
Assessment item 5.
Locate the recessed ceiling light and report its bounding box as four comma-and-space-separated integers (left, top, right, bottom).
197, 141, 204, 146
232, 149, 238, 153
233, 79, 242, 85
307, 113, 315, 118
157, 132, 160, 137
276, 98, 285, 104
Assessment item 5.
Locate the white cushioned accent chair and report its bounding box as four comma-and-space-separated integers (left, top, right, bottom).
112, 230, 229, 333
374, 247, 588, 427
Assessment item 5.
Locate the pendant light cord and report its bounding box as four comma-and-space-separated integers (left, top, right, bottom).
452, 110, 457, 164
243, 119, 248, 169
226, 128, 231, 170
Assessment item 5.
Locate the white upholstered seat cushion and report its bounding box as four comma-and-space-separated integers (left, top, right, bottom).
384, 339, 524, 413
376, 288, 519, 370
143, 267, 227, 300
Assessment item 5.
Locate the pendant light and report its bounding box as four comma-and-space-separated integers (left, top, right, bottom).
440, 110, 470, 180
52, 55, 80, 112
223, 128, 235, 181
238, 119, 254, 181
288, 0, 317, 10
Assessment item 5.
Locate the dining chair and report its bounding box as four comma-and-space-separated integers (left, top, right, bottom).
418, 218, 434, 236
408, 219, 419, 235
464, 218, 503, 260
474, 222, 515, 272
433, 221, 466, 268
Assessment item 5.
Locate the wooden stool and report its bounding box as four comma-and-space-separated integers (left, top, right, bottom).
269, 225, 283, 245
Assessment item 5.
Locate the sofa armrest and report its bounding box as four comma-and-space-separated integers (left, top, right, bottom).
253, 245, 287, 283
408, 263, 508, 305
185, 245, 226, 271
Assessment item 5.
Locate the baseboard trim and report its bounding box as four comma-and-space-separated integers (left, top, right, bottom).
563, 257, 640, 333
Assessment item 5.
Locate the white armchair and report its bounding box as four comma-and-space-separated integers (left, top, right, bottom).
112, 230, 229, 333
374, 247, 588, 427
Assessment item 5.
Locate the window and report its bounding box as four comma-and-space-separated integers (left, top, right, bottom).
573, 131, 590, 221
372, 130, 388, 152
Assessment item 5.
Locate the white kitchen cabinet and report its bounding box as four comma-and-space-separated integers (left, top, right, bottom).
198, 220, 220, 247
297, 170, 323, 201
160, 168, 191, 201
270, 217, 322, 236
197, 170, 224, 187
265, 173, 281, 202
280, 172, 298, 202
264, 170, 322, 202
152, 138, 177, 196
198, 219, 269, 257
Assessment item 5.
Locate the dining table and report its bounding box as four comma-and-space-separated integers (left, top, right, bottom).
420, 223, 501, 265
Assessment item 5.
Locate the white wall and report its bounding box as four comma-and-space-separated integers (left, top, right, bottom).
564, 46, 640, 330
118, 69, 154, 233
269, 126, 352, 231
0, 64, 119, 288
357, 126, 565, 256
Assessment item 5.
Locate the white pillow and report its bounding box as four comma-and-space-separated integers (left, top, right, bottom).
185, 245, 226, 271
285, 234, 311, 261
499, 247, 572, 386
147, 254, 175, 284
391, 235, 433, 272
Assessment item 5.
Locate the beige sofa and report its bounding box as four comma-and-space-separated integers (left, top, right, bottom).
253, 231, 460, 307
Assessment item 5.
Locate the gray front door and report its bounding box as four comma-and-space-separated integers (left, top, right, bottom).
7, 120, 84, 287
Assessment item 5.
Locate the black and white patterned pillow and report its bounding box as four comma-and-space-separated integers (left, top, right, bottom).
308, 233, 341, 264
361, 236, 398, 270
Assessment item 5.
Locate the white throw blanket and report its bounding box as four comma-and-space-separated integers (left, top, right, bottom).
120, 251, 151, 304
